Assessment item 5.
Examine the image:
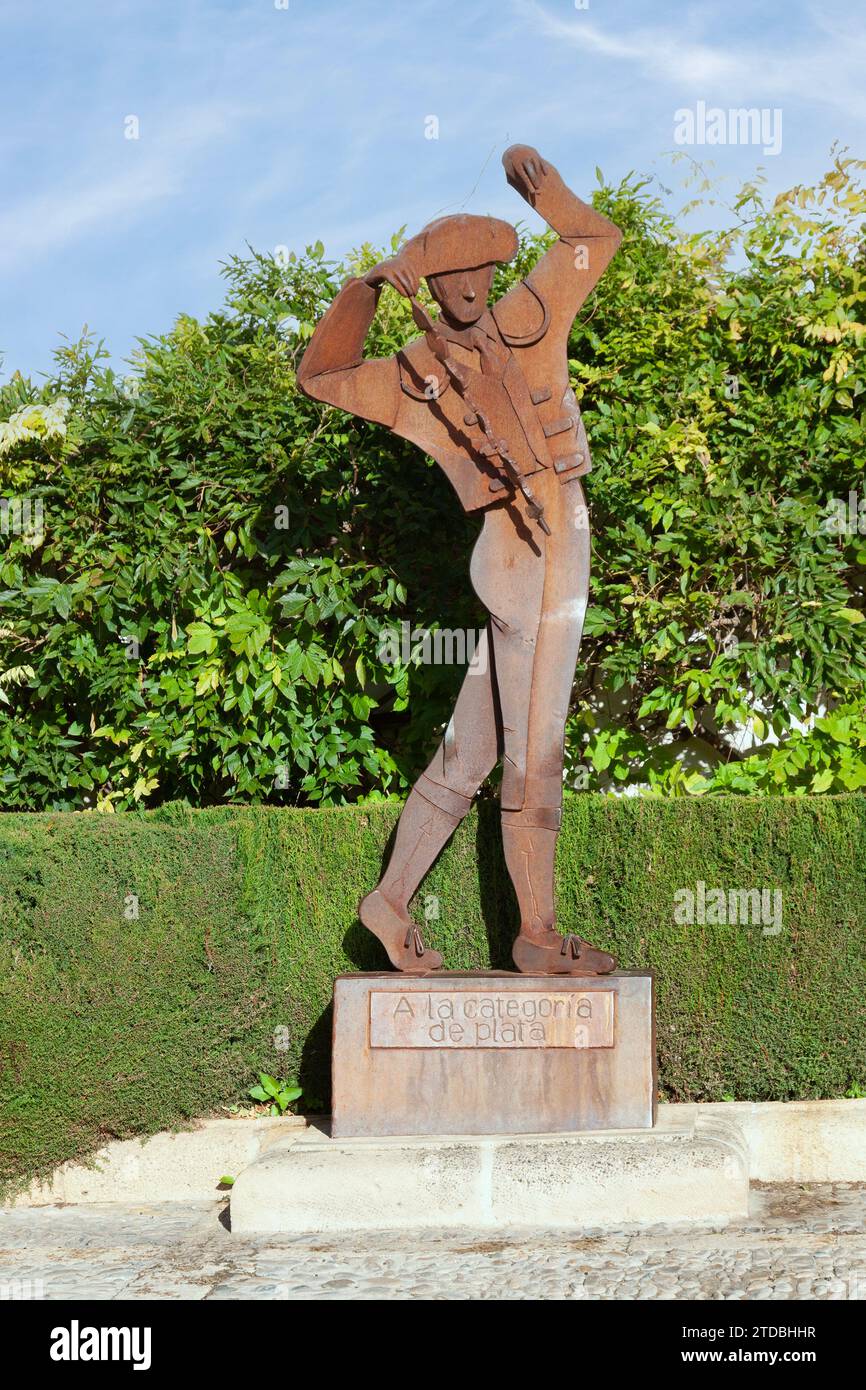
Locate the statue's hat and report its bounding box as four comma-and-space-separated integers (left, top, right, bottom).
402, 214, 518, 278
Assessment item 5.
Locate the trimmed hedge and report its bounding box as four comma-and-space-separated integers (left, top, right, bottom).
1, 795, 865, 1191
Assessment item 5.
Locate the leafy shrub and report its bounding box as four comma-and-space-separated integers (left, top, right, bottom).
0, 157, 864, 810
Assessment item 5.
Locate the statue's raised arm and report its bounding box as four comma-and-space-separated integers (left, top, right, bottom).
494, 144, 622, 344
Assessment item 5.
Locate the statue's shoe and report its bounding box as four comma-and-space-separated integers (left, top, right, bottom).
512, 930, 616, 976
358, 890, 443, 974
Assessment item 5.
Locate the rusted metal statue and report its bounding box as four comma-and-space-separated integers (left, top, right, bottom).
298, 145, 622, 976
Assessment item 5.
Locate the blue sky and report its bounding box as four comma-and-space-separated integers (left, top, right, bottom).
2, 0, 864, 383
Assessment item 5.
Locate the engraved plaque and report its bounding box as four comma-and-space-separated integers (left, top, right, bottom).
369, 989, 614, 1049
333, 972, 656, 1136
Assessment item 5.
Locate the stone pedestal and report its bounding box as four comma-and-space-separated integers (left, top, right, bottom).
331, 970, 655, 1138
229, 1111, 749, 1234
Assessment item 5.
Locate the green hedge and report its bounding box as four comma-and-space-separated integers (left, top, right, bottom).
1, 795, 865, 1191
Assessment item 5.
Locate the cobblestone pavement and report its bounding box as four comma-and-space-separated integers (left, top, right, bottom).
1, 1184, 865, 1300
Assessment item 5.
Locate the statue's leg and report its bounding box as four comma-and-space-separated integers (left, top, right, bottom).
359, 626, 499, 972
491, 478, 616, 975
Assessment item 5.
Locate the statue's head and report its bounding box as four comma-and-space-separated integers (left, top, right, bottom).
402, 214, 518, 328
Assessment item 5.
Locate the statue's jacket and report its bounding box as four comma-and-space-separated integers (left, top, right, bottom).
296, 183, 622, 517
395, 302, 593, 514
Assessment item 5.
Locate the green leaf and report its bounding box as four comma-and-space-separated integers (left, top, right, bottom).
186, 622, 217, 655
590, 742, 611, 773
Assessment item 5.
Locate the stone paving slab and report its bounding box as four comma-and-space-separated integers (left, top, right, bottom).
1, 1184, 865, 1301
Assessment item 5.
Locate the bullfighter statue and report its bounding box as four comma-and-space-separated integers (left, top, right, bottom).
298, 145, 622, 976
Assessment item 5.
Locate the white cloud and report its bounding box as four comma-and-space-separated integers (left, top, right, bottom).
0, 168, 172, 275
0, 101, 243, 275
517, 0, 866, 119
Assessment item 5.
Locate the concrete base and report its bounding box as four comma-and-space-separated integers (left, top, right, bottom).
9, 1117, 304, 1207
229, 1109, 749, 1234
699, 1099, 866, 1183
11, 1099, 864, 1207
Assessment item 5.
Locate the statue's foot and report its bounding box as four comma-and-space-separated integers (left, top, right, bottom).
512, 927, 616, 976
358, 890, 443, 974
